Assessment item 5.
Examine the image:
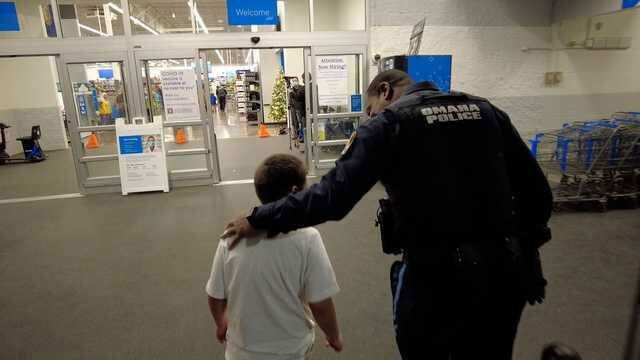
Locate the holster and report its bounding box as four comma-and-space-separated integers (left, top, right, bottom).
506, 229, 550, 305
375, 198, 403, 255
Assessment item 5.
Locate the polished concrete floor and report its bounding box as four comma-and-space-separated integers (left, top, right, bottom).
0, 149, 79, 200
0, 113, 303, 198
0, 183, 638, 360
212, 109, 303, 181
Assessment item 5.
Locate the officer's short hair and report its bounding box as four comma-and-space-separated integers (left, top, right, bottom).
254, 154, 307, 204
366, 70, 413, 97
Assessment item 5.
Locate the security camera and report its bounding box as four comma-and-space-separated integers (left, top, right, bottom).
251, 36, 260, 44
372, 54, 382, 65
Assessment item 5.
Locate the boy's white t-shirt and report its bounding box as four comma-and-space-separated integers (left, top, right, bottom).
205, 227, 339, 357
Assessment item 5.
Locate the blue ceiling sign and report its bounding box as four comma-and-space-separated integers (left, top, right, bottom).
227, 0, 277, 25
0, 2, 20, 31
622, 0, 640, 8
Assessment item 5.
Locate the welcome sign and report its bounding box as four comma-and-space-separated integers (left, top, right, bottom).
623, 0, 640, 8
227, 0, 277, 25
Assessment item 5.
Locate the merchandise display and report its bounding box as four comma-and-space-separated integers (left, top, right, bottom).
72, 79, 127, 127
235, 70, 263, 124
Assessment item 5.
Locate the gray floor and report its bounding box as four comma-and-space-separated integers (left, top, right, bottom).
213, 109, 304, 181
0, 121, 301, 198
0, 149, 79, 200
0, 184, 638, 360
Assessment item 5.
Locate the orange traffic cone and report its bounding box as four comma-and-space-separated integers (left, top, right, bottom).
175, 128, 187, 144
257, 124, 271, 138
85, 132, 100, 149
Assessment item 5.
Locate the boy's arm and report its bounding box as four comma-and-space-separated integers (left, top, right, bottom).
208, 296, 228, 343
205, 241, 229, 343
302, 230, 342, 351
309, 297, 343, 352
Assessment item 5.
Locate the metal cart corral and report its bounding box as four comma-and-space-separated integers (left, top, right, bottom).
529, 112, 640, 211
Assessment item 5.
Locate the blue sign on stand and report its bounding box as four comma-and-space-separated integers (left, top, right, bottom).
623, 0, 640, 9
351, 95, 362, 112
119, 136, 143, 155
227, 0, 277, 25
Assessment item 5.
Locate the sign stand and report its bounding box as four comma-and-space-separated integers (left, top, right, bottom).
116, 117, 169, 195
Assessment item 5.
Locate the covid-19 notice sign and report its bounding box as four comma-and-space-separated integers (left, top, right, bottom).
160, 69, 200, 122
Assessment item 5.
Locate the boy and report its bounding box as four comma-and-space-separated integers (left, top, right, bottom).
206, 154, 343, 360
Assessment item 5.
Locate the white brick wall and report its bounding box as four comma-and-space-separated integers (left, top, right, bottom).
369, 1, 640, 135
0, 57, 67, 153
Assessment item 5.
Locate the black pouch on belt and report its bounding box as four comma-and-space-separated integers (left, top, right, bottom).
375, 198, 403, 255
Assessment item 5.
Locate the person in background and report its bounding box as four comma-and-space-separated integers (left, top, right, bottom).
217, 86, 228, 112
111, 93, 124, 121
222, 69, 553, 359
206, 154, 343, 360
98, 93, 112, 125
290, 73, 312, 143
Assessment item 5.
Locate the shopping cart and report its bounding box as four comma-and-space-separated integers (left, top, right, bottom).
529, 112, 640, 211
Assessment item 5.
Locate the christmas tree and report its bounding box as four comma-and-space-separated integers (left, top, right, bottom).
269, 72, 287, 123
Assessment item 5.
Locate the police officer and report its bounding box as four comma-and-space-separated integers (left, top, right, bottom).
223, 69, 553, 359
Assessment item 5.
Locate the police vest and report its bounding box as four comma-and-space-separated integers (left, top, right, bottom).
380, 90, 515, 246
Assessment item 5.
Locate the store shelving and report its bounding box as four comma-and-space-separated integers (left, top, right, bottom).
235, 71, 263, 123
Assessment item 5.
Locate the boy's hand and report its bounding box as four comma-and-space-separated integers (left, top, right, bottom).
216, 321, 228, 344
326, 334, 344, 352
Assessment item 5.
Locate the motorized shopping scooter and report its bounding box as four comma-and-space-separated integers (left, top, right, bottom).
0, 123, 46, 165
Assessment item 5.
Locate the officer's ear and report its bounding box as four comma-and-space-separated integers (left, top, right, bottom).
379, 82, 394, 102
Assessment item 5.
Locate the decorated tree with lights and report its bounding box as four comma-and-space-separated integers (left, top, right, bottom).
269, 72, 287, 123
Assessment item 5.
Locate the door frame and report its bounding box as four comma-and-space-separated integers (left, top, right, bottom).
308, 45, 368, 172
199, 46, 312, 181
42, 32, 368, 194
58, 51, 135, 194
133, 49, 219, 185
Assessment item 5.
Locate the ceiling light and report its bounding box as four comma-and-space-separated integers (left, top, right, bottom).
107, 2, 123, 14
131, 16, 160, 35
78, 23, 110, 37
107, 2, 159, 35
187, 0, 208, 34
215, 50, 225, 64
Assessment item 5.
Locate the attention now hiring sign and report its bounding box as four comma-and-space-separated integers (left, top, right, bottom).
227, 0, 278, 25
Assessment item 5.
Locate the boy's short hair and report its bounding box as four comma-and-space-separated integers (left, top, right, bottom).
254, 154, 307, 204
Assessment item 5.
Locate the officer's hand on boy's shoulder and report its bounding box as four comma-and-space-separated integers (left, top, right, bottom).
221, 214, 257, 249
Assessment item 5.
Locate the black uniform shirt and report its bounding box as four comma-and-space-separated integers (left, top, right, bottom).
248, 82, 552, 241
